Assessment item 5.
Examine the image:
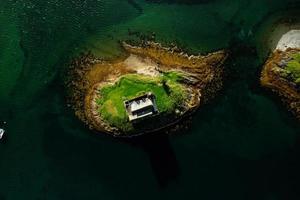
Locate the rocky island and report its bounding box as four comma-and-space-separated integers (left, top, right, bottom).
66, 42, 228, 136
261, 30, 300, 120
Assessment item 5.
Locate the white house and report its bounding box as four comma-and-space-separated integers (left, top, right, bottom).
124, 92, 159, 122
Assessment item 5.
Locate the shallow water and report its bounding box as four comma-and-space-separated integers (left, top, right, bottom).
0, 0, 300, 199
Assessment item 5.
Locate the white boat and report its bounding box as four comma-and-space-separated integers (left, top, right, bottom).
0, 129, 4, 140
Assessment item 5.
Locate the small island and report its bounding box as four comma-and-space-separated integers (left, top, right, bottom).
261, 30, 300, 120
66, 41, 228, 136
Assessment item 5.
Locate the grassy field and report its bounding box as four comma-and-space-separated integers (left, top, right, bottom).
96, 72, 188, 132
285, 53, 300, 84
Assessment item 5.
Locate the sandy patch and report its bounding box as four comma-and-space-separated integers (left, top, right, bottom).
124, 54, 159, 76
276, 30, 300, 51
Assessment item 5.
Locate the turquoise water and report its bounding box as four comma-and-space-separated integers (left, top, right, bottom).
0, 0, 300, 199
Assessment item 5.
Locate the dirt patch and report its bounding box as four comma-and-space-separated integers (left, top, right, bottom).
124, 54, 159, 76
104, 100, 119, 117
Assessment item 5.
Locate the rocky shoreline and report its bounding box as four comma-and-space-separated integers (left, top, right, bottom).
65, 41, 228, 136
261, 48, 300, 120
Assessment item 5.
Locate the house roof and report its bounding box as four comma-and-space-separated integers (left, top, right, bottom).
124, 92, 158, 122
130, 98, 153, 112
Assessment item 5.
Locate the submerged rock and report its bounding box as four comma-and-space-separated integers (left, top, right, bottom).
66, 41, 228, 137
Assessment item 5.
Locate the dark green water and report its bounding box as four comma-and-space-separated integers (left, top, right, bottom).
1, 0, 300, 199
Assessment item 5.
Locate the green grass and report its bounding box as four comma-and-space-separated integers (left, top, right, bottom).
285, 53, 300, 85
162, 71, 186, 82
96, 72, 188, 132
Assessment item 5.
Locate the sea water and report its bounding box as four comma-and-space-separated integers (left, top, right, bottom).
0, 0, 300, 199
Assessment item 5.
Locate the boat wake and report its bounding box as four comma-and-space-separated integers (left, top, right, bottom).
0, 128, 5, 140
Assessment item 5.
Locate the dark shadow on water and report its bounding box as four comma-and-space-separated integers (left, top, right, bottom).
41, 79, 180, 196
122, 132, 180, 188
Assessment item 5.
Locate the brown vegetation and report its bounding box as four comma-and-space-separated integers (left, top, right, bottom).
65, 41, 228, 136
261, 48, 300, 120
